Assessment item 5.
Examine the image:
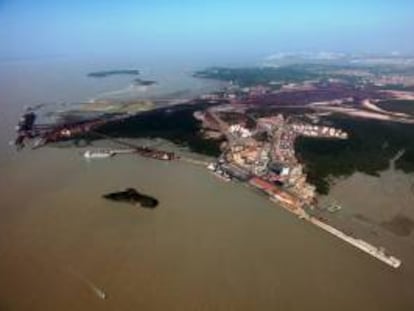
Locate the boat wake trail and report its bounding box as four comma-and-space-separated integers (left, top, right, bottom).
65, 267, 107, 300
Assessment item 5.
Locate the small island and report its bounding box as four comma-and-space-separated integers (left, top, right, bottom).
102, 188, 158, 208
87, 69, 140, 78
133, 78, 157, 86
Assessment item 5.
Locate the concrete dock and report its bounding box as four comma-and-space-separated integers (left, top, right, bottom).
308, 216, 402, 269
268, 193, 401, 269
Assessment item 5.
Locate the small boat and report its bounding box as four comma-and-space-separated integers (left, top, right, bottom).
207, 163, 217, 171
83, 150, 115, 159
212, 170, 231, 182
94, 288, 107, 300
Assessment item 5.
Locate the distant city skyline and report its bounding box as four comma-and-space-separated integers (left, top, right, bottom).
1, 0, 414, 61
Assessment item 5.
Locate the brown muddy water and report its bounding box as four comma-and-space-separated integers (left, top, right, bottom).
0, 146, 413, 311
1, 59, 414, 311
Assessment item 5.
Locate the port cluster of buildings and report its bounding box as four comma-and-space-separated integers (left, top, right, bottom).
204, 107, 348, 211
202, 104, 401, 268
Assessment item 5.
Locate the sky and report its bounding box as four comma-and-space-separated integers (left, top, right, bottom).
1, 0, 413, 61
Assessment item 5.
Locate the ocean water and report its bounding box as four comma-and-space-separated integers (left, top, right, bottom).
0, 57, 414, 311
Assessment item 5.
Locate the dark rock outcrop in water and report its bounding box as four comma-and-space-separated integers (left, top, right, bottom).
103, 188, 158, 208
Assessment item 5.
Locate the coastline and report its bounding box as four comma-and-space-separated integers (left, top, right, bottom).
3, 58, 414, 310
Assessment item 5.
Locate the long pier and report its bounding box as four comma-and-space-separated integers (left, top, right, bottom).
269, 198, 402, 268
308, 216, 402, 268
270, 197, 402, 269
249, 176, 402, 269
269, 195, 402, 269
